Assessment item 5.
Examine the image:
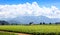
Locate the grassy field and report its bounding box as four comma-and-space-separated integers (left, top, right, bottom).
0, 25, 60, 35
0, 32, 17, 35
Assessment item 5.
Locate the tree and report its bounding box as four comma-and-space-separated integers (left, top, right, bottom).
55, 22, 60, 25
49, 23, 51, 25
43, 22, 45, 25
29, 22, 33, 25
55, 23, 57, 25
40, 22, 42, 25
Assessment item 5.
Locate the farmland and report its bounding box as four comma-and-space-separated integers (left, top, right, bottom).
0, 31, 17, 35
0, 25, 60, 35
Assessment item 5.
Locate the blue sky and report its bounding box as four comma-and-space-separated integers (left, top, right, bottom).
0, 0, 60, 7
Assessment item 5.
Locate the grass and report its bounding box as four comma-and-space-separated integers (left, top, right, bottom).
0, 32, 17, 35
0, 25, 60, 35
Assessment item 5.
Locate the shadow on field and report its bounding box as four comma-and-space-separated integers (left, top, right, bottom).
32, 32, 60, 35
0, 29, 60, 35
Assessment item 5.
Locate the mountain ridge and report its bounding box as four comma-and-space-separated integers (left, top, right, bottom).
6, 16, 60, 24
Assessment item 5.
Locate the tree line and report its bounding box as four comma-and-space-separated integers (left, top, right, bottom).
0, 20, 60, 25
29, 22, 60, 25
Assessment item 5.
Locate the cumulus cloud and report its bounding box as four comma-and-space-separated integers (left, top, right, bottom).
0, 2, 60, 19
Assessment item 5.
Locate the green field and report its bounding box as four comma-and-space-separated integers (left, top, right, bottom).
0, 32, 17, 35
0, 25, 60, 35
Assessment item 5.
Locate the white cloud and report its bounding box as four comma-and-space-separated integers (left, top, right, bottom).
0, 2, 60, 19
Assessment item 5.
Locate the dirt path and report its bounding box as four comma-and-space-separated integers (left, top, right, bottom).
18, 33, 32, 35
0, 31, 32, 35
